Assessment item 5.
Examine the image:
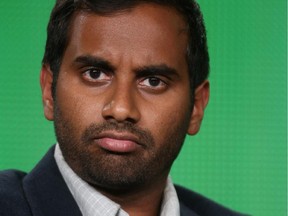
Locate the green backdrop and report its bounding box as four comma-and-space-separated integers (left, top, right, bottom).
0, 1, 286, 215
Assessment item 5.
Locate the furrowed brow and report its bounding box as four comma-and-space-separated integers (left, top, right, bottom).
135, 64, 179, 79
73, 55, 115, 71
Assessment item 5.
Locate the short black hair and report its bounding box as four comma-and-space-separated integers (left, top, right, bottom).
42, 0, 209, 97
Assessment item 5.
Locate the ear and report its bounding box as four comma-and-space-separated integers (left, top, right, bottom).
40, 65, 54, 121
187, 80, 210, 135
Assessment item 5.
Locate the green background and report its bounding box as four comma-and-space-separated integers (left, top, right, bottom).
0, 1, 286, 215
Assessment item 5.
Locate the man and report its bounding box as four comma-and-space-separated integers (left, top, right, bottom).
0, 0, 247, 215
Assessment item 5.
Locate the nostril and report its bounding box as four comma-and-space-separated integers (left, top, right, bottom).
125, 117, 137, 124
103, 115, 115, 121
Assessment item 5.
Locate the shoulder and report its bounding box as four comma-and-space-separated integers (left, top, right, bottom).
0, 170, 32, 216
0, 169, 27, 197
175, 185, 249, 216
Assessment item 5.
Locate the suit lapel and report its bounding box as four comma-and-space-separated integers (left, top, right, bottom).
179, 202, 200, 216
22, 146, 82, 216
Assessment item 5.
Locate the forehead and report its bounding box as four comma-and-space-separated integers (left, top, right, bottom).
65, 3, 189, 69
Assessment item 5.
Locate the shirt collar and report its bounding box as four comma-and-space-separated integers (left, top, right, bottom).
54, 143, 180, 216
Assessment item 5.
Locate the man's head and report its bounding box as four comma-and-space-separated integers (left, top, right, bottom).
40, 0, 209, 193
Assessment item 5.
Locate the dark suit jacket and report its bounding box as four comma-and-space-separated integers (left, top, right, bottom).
0, 146, 247, 216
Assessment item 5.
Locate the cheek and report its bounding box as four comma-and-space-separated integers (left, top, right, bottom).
55, 84, 104, 133
141, 95, 192, 145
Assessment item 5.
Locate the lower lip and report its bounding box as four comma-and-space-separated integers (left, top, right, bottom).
95, 138, 139, 153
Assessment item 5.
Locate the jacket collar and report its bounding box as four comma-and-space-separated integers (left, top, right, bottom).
23, 146, 82, 216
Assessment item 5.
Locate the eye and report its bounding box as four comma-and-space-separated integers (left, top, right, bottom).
82, 68, 111, 82
139, 77, 167, 90
146, 77, 161, 87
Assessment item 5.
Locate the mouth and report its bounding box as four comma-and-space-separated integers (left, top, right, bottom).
93, 132, 142, 153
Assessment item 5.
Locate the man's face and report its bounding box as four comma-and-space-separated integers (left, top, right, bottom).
43, 4, 199, 191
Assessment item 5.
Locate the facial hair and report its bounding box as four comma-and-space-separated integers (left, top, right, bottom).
54, 103, 189, 192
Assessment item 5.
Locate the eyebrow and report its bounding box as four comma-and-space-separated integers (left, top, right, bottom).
73, 55, 115, 71
135, 64, 179, 80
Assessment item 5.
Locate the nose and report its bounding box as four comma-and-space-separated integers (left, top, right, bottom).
102, 83, 141, 123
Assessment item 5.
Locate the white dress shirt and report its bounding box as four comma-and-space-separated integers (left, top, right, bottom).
54, 144, 180, 216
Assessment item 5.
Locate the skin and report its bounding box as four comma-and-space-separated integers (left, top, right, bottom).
40, 4, 209, 216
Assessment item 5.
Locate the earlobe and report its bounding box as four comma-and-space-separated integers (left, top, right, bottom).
187, 80, 210, 135
40, 65, 54, 121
